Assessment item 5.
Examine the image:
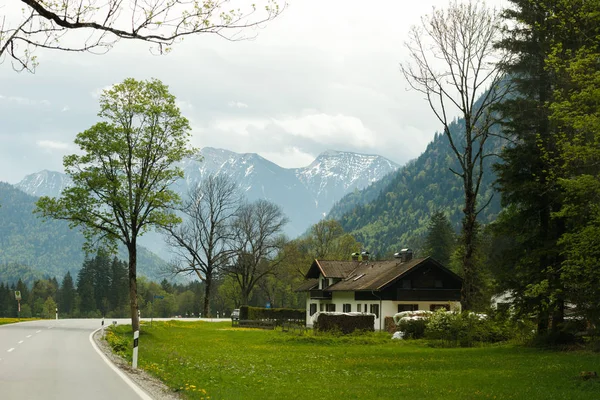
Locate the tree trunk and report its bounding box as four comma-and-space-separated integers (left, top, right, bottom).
203, 272, 212, 318
461, 179, 478, 311
128, 242, 139, 332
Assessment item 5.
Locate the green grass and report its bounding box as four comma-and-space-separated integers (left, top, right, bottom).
107, 321, 600, 400
0, 318, 40, 326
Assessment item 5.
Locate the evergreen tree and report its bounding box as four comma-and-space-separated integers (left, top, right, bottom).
423, 211, 456, 266
92, 249, 112, 316
493, 0, 593, 334
59, 272, 76, 316
77, 259, 96, 315
109, 257, 129, 315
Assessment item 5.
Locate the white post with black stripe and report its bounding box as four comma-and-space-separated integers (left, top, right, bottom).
132, 330, 140, 369
101, 317, 105, 338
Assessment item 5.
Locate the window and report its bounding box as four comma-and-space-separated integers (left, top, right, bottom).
310, 303, 317, 316
321, 278, 328, 289
343, 304, 351, 313
369, 304, 379, 318
320, 303, 324, 312
326, 304, 336, 312
357, 304, 362, 313
398, 304, 418, 312
430, 304, 450, 311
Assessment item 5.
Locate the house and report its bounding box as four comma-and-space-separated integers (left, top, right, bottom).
295, 249, 463, 330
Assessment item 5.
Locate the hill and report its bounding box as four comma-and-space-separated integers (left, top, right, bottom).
0, 183, 168, 284
329, 119, 504, 256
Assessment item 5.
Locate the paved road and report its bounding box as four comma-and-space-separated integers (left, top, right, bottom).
0, 318, 145, 400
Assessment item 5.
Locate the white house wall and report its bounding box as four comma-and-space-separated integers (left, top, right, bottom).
306, 294, 461, 331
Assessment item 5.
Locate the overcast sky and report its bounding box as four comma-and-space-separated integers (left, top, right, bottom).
0, 0, 507, 184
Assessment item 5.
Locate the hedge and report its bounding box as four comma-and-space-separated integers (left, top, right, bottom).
239, 306, 304, 322
314, 314, 375, 334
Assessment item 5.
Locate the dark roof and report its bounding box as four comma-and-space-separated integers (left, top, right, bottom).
299, 257, 462, 292
327, 257, 426, 291
294, 278, 318, 292
305, 260, 357, 279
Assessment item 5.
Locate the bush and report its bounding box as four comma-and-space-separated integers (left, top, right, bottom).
394, 311, 432, 339
425, 310, 523, 347
398, 318, 428, 339
239, 306, 304, 323
314, 314, 375, 334
105, 329, 129, 357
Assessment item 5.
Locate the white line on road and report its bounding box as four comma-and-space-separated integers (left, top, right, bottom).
88, 328, 152, 400
36, 330, 41, 333
7, 348, 14, 353
26, 335, 31, 338
18, 340, 23, 344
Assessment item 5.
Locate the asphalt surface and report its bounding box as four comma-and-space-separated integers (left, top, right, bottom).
0, 318, 145, 400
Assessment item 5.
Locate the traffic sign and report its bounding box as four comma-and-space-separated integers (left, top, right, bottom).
15, 291, 21, 301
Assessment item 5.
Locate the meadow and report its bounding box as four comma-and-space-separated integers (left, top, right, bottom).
0, 318, 40, 326
107, 321, 600, 400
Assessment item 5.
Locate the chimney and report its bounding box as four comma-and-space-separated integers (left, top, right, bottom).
361, 251, 370, 261
351, 252, 360, 261
400, 248, 413, 263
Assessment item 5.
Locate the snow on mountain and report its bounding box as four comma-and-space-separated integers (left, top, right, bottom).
14, 170, 73, 198
14, 148, 399, 241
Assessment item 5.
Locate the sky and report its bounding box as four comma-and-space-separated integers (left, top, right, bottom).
0, 0, 507, 184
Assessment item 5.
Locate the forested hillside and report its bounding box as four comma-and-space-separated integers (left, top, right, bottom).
329, 120, 504, 256
0, 183, 168, 284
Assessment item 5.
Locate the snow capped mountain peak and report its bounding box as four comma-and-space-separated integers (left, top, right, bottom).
15, 170, 73, 197
13, 148, 399, 238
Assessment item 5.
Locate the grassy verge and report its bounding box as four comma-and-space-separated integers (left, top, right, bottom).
107, 321, 600, 400
0, 318, 40, 326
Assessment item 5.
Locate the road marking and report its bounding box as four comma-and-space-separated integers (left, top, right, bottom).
26, 335, 32, 338
89, 328, 152, 400
7, 348, 14, 353
36, 330, 41, 333
18, 340, 23, 344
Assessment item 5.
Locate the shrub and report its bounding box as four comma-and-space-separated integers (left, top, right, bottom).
424, 310, 524, 347
394, 311, 432, 339
105, 329, 129, 357
314, 314, 375, 334
239, 306, 304, 323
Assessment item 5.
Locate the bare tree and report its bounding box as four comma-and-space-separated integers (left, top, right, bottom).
1, 0, 284, 72
164, 174, 241, 317
400, 0, 510, 310
224, 199, 288, 306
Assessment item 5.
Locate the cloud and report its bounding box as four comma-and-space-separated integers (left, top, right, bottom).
61, 105, 70, 112
0, 94, 50, 106
228, 101, 249, 109
37, 140, 71, 151
90, 85, 115, 99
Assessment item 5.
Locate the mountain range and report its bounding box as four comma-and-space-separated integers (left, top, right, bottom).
15, 148, 400, 241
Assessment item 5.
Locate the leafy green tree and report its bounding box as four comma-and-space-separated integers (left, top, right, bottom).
36, 78, 195, 331
42, 297, 57, 319
59, 272, 76, 316
423, 211, 456, 266
401, 0, 510, 310
547, 7, 600, 328
308, 219, 344, 258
